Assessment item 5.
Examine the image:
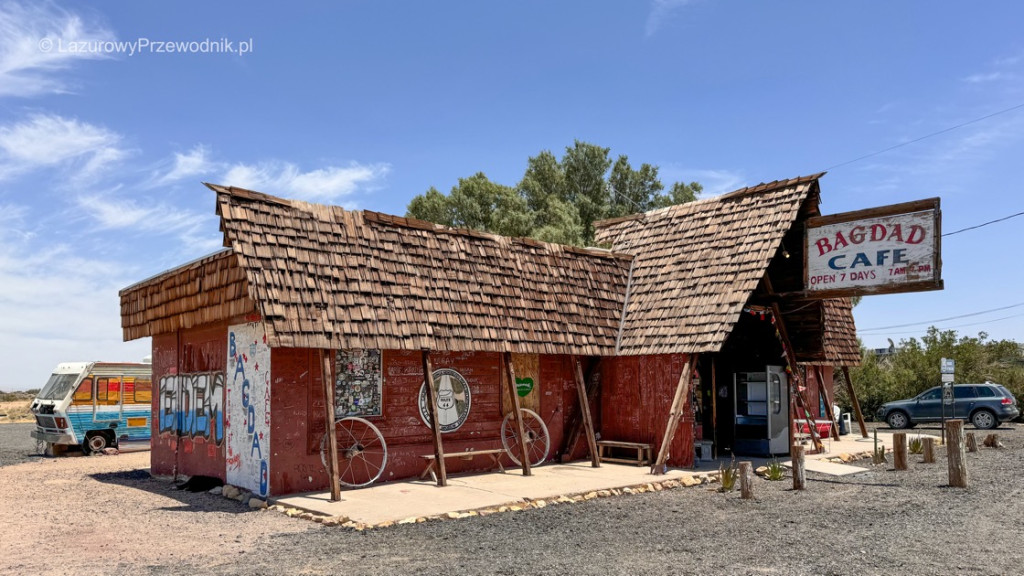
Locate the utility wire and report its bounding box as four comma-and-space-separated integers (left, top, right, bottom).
943, 210, 1024, 237
824, 101, 1024, 171
858, 301, 1024, 332
862, 312, 1024, 338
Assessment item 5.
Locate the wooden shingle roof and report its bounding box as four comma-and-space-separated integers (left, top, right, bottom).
205, 184, 632, 354
595, 174, 828, 356
821, 298, 861, 366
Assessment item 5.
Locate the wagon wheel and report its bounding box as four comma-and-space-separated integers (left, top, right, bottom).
500, 408, 550, 467
320, 416, 388, 488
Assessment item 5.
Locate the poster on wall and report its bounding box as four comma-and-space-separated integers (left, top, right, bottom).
418, 368, 472, 433
226, 321, 271, 498
501, 353, 540, 414
334, 349, 383, 417
805, 198, 942, 298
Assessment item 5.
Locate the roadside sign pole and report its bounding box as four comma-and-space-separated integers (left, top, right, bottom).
940, 358, 955, 444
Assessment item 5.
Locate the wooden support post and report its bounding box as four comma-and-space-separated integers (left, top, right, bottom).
651, 357, 695, 475
573, 358, 600, 468
791, 445, 806, 490
983, 434, 1003, 448
922, 437, 935, 463
946, 420, 968, 488
816, 366, 841, 441
966, 432, 978, 453
762, 283, 822, 454
841, 366, 869, 439
504, 352, 531, 477
320, 349, 341, 501
710, 357, 718, 460
561, 361, 602, 462
422, 350, 447, 487
893, 432, 908, 470
739, 461, 754, 500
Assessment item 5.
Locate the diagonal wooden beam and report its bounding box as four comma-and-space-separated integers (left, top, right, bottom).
842, 366, 869, 438
422, 349, 447, 486
816, 366, 841, 441
573, 357, 600, 467
651, 356, 695, 475
561, 359, 602, 463
504, 352, 531, 476
320, 349, 341, 501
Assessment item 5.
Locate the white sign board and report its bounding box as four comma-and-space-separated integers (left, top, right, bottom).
942, 373, 955, 383
805, 199, 942, 298
941, 357, 955, 374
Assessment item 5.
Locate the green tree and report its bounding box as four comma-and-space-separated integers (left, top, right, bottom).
406, 141, 701, 246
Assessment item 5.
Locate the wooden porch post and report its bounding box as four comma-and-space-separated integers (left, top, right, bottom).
816, 366, 841, 441
503, 352, 531, 476
651, 356, 695, 475
422, 349, 447, 487
319, 349, 341, 501
841, 366, 869, 438
573, 357, 600, 467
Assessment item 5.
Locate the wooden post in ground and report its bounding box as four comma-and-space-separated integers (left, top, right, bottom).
841, 366, 869, 439
966, 432, 978, 453
922, 437, 935, 463
573, 358, 600, 467
983, 434, 1002, 448
740, 461, 754, 499
815, 367, 841, 441
791, 445, 806, 490
651, 357, 695, 475
946, 420, 968, 488
320, 350, 341, 501
422, 350, 447, 487
893, 432, 908, 470
561, 361, 601, 462
504, 352, 531, 477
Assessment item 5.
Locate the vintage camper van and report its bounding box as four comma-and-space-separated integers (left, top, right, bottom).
30, 361, 153, 454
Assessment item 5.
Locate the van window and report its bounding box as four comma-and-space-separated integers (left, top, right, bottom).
919, 388, 941, 401
135, 379, 153, 403
39, 373, 80, 400
954, 386, 977, 399
975, 386, 995, 398
106, 378, 122, 404
72, 379, 93, 403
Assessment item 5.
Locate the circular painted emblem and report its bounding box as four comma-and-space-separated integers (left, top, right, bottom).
418, 368, 472, 433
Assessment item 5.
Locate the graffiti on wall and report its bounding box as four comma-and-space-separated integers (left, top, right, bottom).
334, 349, 383, 417
226, 321, 271, 498
158, 372, 225, 444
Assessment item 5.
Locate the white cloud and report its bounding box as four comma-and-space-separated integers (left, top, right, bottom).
963, 72, 1007, 84
0, 113, 127, 182
659, 166, 745, 197
222, 160, 390, 201
645, 0, 695, 37
0, 1, 115, 97
74, 192, 223, 255
154, 144, 218, 185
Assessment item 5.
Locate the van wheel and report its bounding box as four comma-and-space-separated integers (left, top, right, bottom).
971, 410, 997, 430
886, 411, 910, 429
83, 432, 110, 454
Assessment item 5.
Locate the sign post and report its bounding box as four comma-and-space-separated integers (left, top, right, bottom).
940, 358, 955, 443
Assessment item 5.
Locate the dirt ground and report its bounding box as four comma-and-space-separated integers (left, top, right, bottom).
2, 421, 1023, 576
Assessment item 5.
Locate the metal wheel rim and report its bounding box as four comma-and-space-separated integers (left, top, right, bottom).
501, 408, 550, 467
888, 413, 907, 429
973, 411, 994, 429
87, 434, 107, 452
320, 416, 388, 488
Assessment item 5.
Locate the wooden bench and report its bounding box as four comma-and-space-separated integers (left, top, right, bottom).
419, 448, 507, 482
596, 440, 652, 466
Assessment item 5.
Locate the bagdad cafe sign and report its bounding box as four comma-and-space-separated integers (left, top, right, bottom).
804, 198, 942, 298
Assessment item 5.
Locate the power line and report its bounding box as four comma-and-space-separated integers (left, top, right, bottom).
943, 210, 1024, 237
857, 301, 1024, 332
824, 101, 1024, 171
862, 311, 1024, 338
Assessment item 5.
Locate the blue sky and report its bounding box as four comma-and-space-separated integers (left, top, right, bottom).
2, 1, 1023, 391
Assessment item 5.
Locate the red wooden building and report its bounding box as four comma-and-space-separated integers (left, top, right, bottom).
119, 174, 860, 498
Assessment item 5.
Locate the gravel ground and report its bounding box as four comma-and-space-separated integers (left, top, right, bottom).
2, 422, 1023, 576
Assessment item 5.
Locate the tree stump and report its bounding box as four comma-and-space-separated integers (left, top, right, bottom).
791, 445, 805, 491
983, 434, 1003, 448
740, 461, 754, 500
946, 420, 968, 488
965, 432, 978, 453
893, 432, 908, 470
922, 437, 935, 463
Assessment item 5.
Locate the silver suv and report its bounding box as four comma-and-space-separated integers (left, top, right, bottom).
877, 382, 1019, 430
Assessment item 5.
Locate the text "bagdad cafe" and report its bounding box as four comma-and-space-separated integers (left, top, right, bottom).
804, 198, 942, 297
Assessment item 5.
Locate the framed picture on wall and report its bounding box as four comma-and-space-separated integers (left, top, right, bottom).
334, 349, 383, 417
